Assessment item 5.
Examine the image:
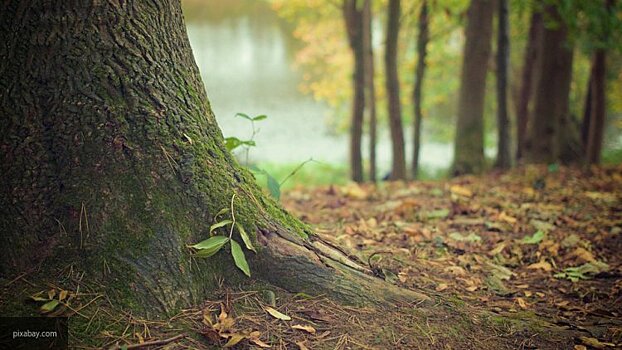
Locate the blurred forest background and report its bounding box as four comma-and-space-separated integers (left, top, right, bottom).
181, 0, 622, 185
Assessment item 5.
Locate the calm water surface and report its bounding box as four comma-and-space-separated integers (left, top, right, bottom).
183, 1, 453, 173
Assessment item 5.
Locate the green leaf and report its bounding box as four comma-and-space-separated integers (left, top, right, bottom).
191, 235, 229, 251
266, 173, 281, 200
235, 112, 252, 121
231, 240, 251, 277
448, 232, 481, 243
236, 222, 256, 253
521, 230, 545, 244
40, 300, 60, 313
241, 140, 256, 147
210, 220, 233, 234
252, 114, 267, 121
214, 207, 229, 218
225, 137, 243, 151
264, 306, 291, 320
424, 209, 450, 220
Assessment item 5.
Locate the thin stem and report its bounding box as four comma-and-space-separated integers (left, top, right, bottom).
228, 193, 236, 239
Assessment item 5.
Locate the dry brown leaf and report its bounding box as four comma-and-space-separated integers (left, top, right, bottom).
489, 242, 507, 256
450, 185, 473, 198
264, 306, 291, 321
527, 260, 552, 272
515, 297, 528, 309
498, 212, 517, 224
579, 336, 616, 348
570, 247, 596, 263
224, 333, 246, 347
435, 283, 449, 292
249, 331, 271, 348
296, 341, 310, 350
292, 324, 316, 334
444, 266, 467, 276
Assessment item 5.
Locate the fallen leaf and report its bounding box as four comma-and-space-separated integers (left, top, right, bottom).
489, 242, 507, 256
498, 212, 517, 224
444, 266, 467, 276
522, 231, 545, 244
296, 341, 310, 350
569, 247, 595, 263
40, 300, 60, 313
435, 283, 449, 292
448, 232, 481, 243
515, 297, 528, 309
264, 306, 291, 321
579, 336, 616, 348
292, 324, 316, 334
224, 333, 246, 347
58, 290, 68, 302
450, 185, 473, 198
527, 260, 552, 272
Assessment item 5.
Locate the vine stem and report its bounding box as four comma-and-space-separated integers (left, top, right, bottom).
228, 193, 237, 239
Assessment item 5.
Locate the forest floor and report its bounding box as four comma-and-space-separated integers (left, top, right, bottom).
5, 165, 621, 349
113, 164, 620, 350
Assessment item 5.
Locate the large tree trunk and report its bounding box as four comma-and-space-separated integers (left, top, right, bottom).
524, 4, 574, 164
362, 0, 377, 182
585, 48, 607, 164
385, 0, 407, 180
344, 0, 365, 183
515, 12, 542, 161
494, 0, 511, 169
412, 0, 429, 179
452, 0, 494, 175
0, 0, 424, 317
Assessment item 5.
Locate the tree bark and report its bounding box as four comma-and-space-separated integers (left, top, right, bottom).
515, 12, 542, 161
585, 48, 607, 164
385, 0, 407, 180
362, 0, 377, 182
452, 0, 494, 175
0, 0, 425, 317
344, 0, 365, 183
412, 1, 429, 179
495, 0, 511, 169
524, 4, 574, 164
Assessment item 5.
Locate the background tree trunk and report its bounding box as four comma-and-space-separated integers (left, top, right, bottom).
0, 0, 423, 317
495, 0, 511, 169
344, 0, 365, 182
385, 0, 407, 180
452, 0, 494, 175
585, 48, 607, 164
362, 0, 377, 182
525, 4, 574, 164
515, 12, 542, 161
412, 0, 429, 179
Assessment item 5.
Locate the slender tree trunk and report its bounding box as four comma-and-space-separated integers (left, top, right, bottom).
0, 0, 424, 317
495, 0, 511, 169
515, 12, 542, 161
581, 74, 593, 150
362, 0, 377, 182
385, 0, 407, 180
344, 0, 365, 182
585, 49, 607, 164
525, 5, 574, 164
452, 0, 494, 176
412, 0, 429, 179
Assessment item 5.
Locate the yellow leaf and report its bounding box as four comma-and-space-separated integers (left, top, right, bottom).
224, 334, 246, 347
435, 283, 449, 292
498, 212, 517, 224
297, 341, 310, 350
571, 247, 595, 263
579, 336, 616, 348
515, 297, 528, 309
48, 289, 56, 300
450, 185, 473, 197
292, 324, 316, 334
444, 266, 467, 276
249, 332, 271, 348
527, 260, 552, 272
58, 290, 68, 302
264, 306, 291, 321
489, 242, 506, 256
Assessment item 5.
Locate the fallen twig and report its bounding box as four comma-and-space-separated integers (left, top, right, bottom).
108, 333, 186, 350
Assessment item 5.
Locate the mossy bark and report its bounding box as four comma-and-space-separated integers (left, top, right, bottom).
0, 0, 423, 317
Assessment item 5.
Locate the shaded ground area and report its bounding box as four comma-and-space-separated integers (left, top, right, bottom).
2, 165, 620, 349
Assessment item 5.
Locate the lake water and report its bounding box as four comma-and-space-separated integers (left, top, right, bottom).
183, 1, 456, 174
